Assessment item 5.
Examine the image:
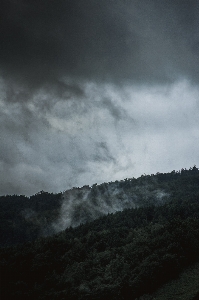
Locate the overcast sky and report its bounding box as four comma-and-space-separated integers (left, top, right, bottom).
1, 0, 199, 196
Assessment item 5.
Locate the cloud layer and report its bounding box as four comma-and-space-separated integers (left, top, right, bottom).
1, 0, 199, 195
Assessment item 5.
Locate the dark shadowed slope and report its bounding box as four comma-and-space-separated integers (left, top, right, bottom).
1, 166, 199, 247
2, 169, 199, 298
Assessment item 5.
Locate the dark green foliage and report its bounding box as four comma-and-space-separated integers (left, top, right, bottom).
1, 167, 199, 299
1, 166, 199, 248
0, 192, 62, 247
2, 216, 199, 299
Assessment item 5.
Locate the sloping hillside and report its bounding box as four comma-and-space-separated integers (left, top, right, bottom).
0, 166, 199, 247
1, 167, 199, 299
142, 260, 199, 300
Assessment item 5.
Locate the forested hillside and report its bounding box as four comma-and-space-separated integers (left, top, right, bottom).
0, 191, 62, 247
0, 169, 172, 247
1, 166, 197, 247
1, 167, 199, 299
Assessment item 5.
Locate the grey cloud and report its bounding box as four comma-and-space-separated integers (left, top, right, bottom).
1, 80, 199, 196
93, 141, 116, 163
101, 98, 127, 121
1, 1, 199, 196
1, 0, 199, 93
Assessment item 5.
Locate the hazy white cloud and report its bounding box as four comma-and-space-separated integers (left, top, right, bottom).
1, 78, 199, 195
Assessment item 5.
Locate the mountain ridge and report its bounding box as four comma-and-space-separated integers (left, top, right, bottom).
1, 166, 199, 299
0, 167, 186, 247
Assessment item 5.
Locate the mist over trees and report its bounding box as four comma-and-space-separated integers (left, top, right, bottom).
0, 167, 190, 247
1, 167, 199, 299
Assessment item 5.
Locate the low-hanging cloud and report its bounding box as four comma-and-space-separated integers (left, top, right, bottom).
53, 180, 170, 232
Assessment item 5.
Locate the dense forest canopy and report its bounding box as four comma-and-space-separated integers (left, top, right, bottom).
1, 166, 199, 299
1, 166, 198, 248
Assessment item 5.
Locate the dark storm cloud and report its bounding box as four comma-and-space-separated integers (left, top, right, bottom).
1, 0, 199, 196
1, 0, 199, 93
0, 0, 132, 88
